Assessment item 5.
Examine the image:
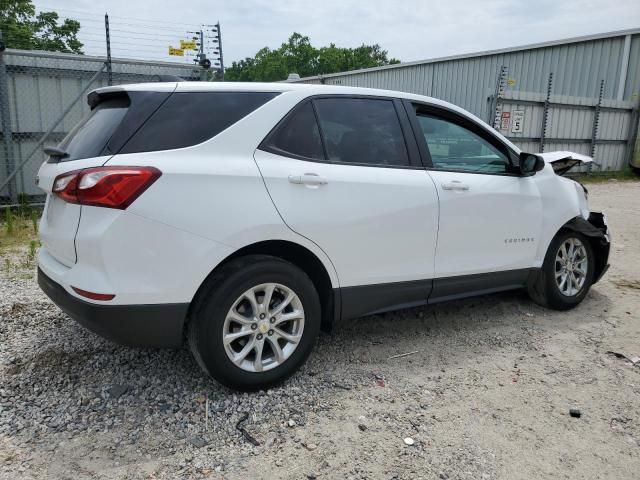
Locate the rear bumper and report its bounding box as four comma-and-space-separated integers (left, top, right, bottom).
38, 268, 188, 347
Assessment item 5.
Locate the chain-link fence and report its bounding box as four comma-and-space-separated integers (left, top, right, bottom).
0, 48, 204, 207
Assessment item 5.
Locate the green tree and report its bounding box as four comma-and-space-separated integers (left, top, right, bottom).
0, 0, 83, 54
226, 33, 399, 82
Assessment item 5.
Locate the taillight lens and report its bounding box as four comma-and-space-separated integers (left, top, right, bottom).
52, 166, 161, 209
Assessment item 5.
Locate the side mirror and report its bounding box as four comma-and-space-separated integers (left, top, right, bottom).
519, 153, 545, 175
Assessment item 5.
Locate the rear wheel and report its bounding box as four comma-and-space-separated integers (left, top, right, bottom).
528, 231, 594, 310
188, 255, 321, 391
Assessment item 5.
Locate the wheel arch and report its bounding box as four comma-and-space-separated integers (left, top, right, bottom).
189, 240, 339, 332
553, 214, 610, 284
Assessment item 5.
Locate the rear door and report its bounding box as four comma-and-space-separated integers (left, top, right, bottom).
255, 96, 440, 316
37, 88, 174, 266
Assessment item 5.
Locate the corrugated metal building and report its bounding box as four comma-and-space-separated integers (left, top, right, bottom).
292, 29, 640, 171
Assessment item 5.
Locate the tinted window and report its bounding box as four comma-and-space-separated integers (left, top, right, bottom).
121, 92, 278, 153
265, 102, 324, 160
416, 114, 510, 173
57, 97, 130, 161
314, 98, 409, 166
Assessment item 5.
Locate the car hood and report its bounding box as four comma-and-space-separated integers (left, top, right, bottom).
538, 151, 593, 176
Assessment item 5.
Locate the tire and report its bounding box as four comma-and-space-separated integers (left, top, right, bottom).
528, 230, 595, 310
187, 254, 321, 391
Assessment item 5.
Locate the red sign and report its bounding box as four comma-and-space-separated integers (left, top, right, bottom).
500, 111, 511, 130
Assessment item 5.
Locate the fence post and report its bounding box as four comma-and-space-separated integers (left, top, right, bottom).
590, 79, 605, 171
539, 72, 553, 152
490, 65, 508, 128
626, 106, 640, 171
217, 22, 224, 81
0, 31, 17, 203
105, 14, 113, 86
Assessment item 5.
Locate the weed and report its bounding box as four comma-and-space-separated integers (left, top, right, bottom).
5, 209, 14, 235
17, 193, 29, 219
28, 240, 38, 261
31, 209, 39, 234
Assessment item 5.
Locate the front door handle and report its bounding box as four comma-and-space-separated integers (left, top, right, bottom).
288, 173, 328, 186
441, 181, 470, 191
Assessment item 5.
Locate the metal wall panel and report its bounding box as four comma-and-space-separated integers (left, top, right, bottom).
547, 107, 594, 140
599, 110, 632, 141
624, 35, 640, 101
594, 143, 628, 171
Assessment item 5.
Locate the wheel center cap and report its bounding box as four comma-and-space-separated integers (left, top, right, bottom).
258, 321, 269, 334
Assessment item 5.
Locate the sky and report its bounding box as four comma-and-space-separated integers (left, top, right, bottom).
33, 0, 640, 69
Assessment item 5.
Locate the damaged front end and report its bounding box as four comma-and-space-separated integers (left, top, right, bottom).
563, 212, 611, 284
539, 151, 593, 176
521, 150, 593, 176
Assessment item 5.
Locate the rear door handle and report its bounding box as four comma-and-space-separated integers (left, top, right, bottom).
441, 181, 470, 191
288, 173, 328, 186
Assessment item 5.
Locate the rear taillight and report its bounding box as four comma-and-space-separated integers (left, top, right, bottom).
52, 166, 161, 209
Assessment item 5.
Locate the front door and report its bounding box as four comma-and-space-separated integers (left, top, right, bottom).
405, 103, 542, 299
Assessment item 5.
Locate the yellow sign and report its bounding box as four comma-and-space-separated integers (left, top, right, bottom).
507, 78, 516, 87
168, 47, 184, 56
180, 40, 197, 50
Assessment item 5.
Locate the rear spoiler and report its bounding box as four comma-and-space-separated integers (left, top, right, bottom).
88, 83, 178, 109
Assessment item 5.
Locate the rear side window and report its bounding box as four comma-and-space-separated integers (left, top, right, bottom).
264, 102, 325, 160
121, 92, 279, 154
313, 98, 409, 167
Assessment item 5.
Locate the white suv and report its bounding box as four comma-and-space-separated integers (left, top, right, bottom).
37, 82, 610, 390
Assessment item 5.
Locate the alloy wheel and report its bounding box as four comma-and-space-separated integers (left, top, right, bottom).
554, 237, 588, 296
222, 283, 305, 372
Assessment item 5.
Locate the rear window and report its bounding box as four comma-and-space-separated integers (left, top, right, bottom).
56, 96, 131, 162
120, 92, 279, 154
54, 91, 278, 161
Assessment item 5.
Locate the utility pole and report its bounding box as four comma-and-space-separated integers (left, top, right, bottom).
188, 28, 211, 81
187, 22, 224, 81
198, 30, 206, 81
104, 13, 113, 86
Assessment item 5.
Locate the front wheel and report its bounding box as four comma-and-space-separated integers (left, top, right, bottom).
528, 231, 595, 310
188, 255, 321, 391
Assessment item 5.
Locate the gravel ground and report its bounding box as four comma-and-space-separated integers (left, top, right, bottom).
1, 181, 639, 480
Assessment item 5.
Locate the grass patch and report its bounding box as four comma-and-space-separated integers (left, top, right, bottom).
1, 209, 40, 250
1, 207, 41, 277
574, 168, 640, 184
